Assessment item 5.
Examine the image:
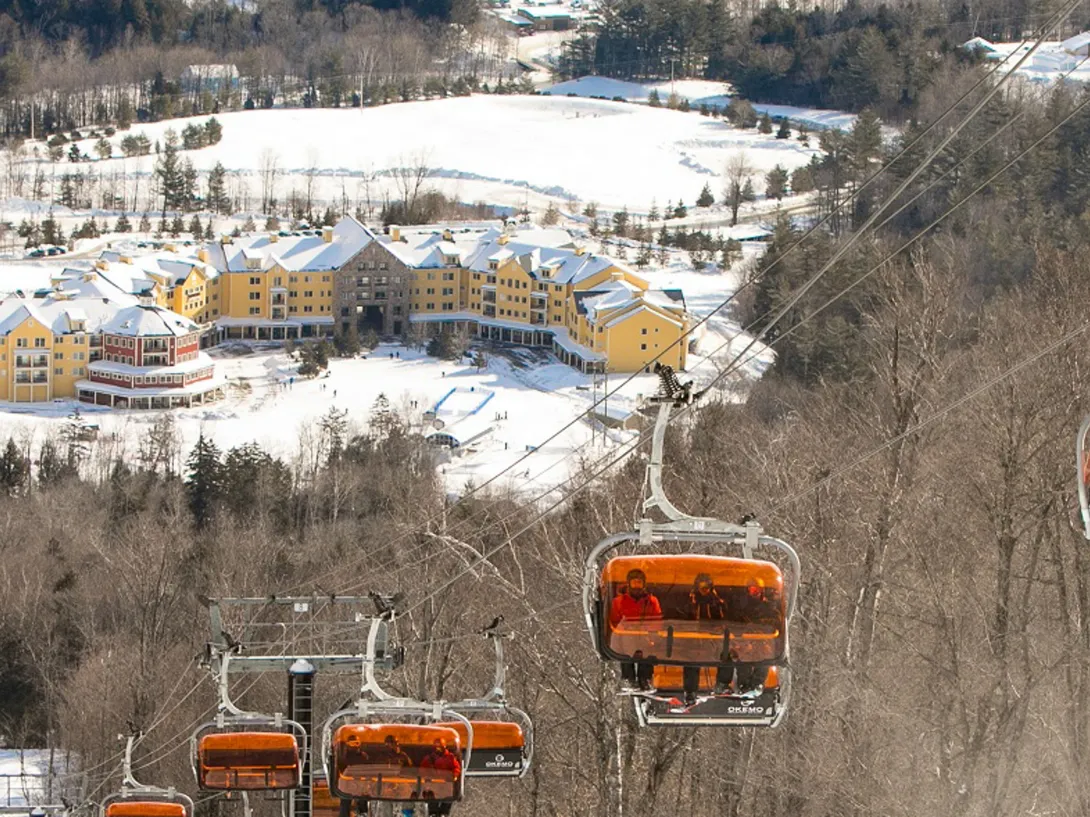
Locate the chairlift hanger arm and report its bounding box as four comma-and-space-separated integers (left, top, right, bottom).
1077, 413, 1090, 540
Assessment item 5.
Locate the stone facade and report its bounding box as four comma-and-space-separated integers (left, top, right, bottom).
333, 241, 413, 337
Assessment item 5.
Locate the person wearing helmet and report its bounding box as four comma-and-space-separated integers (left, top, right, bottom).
420, 737, 461, 816
682, 573, 727, 703
610, 568, 662, 691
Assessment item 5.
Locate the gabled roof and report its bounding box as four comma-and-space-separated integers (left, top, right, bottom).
1062, 31, 1090, 52
103, 304, 198, 338
211, 217, 375, 273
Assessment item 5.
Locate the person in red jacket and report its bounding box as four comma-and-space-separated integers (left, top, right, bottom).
610, 568, 662, 690
420, 738, 461, 817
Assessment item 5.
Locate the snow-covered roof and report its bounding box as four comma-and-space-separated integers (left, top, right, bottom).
211, 218, 375, 274
1062, 31, 1090, 52
89, 352, 216, 376
518, 6, 573, 18
102, 304, 198, 338
962, 36, 997, 52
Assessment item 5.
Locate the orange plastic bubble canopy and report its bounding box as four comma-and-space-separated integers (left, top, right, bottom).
196, 730, 301, 791
437, 720, 523, 752
331, 723, 463, 803
600, 554, 786, 666
105, 803, 187, 817
312, 776, 341, 817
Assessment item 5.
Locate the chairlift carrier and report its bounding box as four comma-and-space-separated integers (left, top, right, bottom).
1076, 414, 1090, 540
103, 737, 195, 817
320, 616, 474, 807
582, 367, 801, 728
436, 628, 533, 779
190, 649, 307, 791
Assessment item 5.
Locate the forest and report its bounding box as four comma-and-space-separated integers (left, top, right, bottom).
1, 50, 1090, 816
557, 0, 1090, 116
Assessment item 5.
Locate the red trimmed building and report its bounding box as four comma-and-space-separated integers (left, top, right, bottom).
77, 303, 226, 409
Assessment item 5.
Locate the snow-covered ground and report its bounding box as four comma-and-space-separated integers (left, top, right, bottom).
0, 750, 77, 810
11, 95, 820, 217
544, 76, 860, 131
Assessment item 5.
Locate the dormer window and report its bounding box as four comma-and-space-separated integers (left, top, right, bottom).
488, 260, 499, 271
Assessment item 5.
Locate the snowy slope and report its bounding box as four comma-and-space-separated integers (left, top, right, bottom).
17, 95, 819, 214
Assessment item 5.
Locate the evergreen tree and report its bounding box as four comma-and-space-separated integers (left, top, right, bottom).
181, 159, 198, 212
185, 433, 224, 529
765, 165, 789, 200
742, 179, 756, 202
648, 199, 660, 221
139, 213, 151, 232
758, 112, 773, 134
94, 137, 111, 160
370, 393, 402, 440
242, 216, 256, 232
673, 200, 687, 219
188, 214, 203, 238
170, 215, 184, 236
776, 119, 791, 139
115, 213, 132, 232
264, 216, 280, 231
207, 162, 229, 214
611, 206, 629, 237
542, 201, 561, 226
222, 442, 289, 520
67, 144, 82, 163
155, 129, 183, 213
335, 322, 362, 356
648, 89, 662, 107
696, 183, 714, 207
322, 206, 338, 226
0, 438, 29, 496
38, 440, 76, 488
318, 407, 349, 464
41, 213, 64, 246
205, 220, 216, 240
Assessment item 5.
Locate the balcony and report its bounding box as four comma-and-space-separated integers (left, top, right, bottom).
483, 305, 496, 318
272, 306, 286, 320
15, 354, 49, 368
271, 294, 287, 306
143, 353, 169, 366
531, 290, 547, 299
482, 291, 496, 304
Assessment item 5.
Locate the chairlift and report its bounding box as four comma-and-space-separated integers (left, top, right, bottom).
103, 737, 195, 817
321, 615, 473, 810
436, 627, 533, 778
191, 650, 307, 791
582, 366, 800, 728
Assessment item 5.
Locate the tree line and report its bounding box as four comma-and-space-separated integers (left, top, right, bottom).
557, 0, 1090, 119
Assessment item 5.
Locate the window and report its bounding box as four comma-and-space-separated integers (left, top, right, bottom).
249, 307, 261, 315
54, 367, 63, 375
55, 352, 63, 360
249, 276, 261, 285
426, 288, 435, 295
442, 272, 455, 281
379, 262, 388, 270
74, 352, 84, 360
289, 290, 298, 298
304, 290, 313, 298
74, 367, 84, 376
304, 275, 311, 283
641, 328, 647, 335
393, 306, 402, 316
53, 335, 63, 344
322, 275, 331, 282
304, 305, 313, 313
442, 302, 454, 311
34, 337, 46, 348
554, 300, 562, 307
274, 277, 283, 286
641, 343, 647, 350
426, 303, 435, 310
16, 338, 26, 348
249, 292, 261, 300
442, 288, 454, 296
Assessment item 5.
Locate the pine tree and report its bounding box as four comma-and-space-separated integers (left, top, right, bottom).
155, 129, 183, 213
648, 199, 660, 222
41, 212, 64, 246
0, 438, 29, 496
318, 407, 349, 464
370, 393, 402, 440
611, 206, 629, 237
322, 206, 338, 226
758, 112, 773, 134
264, 216, 280, 231
696, 183, 714, 207
181, 159, 198, 212
205, 117, 223, 144
207, 162, 229, 214
776, 119, 791, 140
186, 433, 224, 529
115, 213, 132, 232
673, 200, 687, 219
189, 214, 203, 238
765, 165, 789, 200
205, 220, 215, 240
94, 137, 112, 160
38, 440, 76, 488
648, 89, 662, 107
541, 201, 561, 226
242, 216, 256, 232
139, 213, 151, 232
170, 215, 184, 236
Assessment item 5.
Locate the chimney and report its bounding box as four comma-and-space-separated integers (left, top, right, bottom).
221, 235, 233, 245
95, 259, 109, 271
197, 248, 209, 263
497, 235, 509, 246
574, 245, 586, 256
269, 233, 279, 243
390, 225, 401, 242
322, 225, 334, 243
442, 228, 452, 241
